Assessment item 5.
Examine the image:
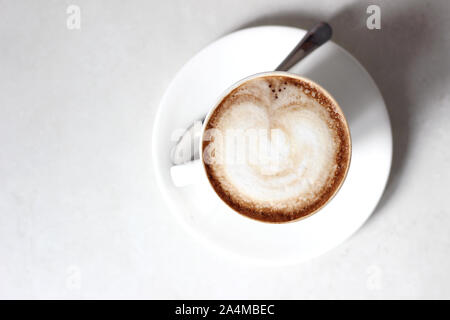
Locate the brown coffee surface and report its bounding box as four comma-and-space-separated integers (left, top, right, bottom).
203, 75, 351, 223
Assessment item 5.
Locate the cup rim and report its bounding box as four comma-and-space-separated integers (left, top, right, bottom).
199, 71, 352, 224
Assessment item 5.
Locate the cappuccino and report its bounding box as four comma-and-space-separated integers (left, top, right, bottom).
202, 74, 351, 223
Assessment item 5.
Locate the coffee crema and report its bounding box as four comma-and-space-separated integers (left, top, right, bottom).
202, 74, 351, 223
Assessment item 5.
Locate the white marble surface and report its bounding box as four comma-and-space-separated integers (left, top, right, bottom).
0, 0, 449, 299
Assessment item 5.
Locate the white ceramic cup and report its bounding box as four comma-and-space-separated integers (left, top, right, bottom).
170, 71, 351, 222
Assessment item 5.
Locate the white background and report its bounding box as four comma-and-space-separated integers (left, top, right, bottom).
0, 0, 449, 299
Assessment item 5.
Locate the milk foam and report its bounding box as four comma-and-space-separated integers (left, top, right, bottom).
203, 75, 350, 220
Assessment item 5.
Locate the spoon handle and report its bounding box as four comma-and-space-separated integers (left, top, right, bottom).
275, 22, 332, 72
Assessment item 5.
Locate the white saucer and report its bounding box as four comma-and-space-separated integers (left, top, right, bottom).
152, 26, 392, 266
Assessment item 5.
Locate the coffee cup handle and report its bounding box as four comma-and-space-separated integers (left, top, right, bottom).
170, 160, 203, 187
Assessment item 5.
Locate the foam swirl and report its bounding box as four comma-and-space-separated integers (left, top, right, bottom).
203, 75, 351, 222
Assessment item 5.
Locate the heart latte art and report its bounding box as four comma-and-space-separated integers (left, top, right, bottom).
202, 75, 351, 223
